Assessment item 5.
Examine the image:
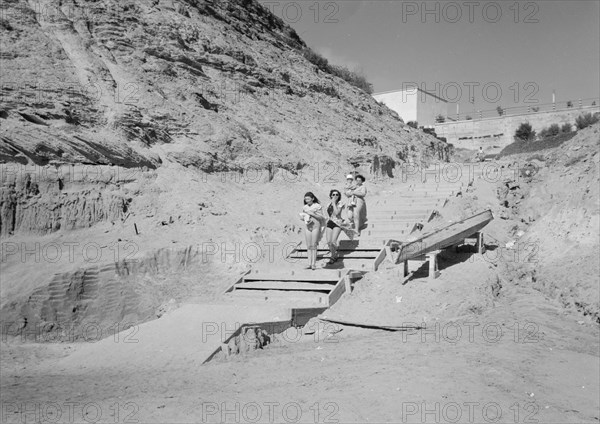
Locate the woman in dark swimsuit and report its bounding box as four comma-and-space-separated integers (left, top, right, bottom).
325, 189, 346, 264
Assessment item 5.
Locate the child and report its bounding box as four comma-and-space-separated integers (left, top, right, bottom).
344, 174, 357, 226
346, 174, 358, 205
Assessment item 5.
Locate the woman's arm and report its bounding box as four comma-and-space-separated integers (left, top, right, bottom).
352, 185, 367, 198
305, 204, 323, 219
331, 201, 342, 213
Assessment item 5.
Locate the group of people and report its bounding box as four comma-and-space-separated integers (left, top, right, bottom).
299, 174, 368, 269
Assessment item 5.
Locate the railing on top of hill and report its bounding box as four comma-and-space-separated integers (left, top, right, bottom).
437, 98, 599, 123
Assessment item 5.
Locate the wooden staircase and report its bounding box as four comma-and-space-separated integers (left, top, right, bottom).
221, 178, 465, 323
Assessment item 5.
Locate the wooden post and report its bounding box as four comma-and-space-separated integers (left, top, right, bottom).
477, 232, 485, 254
403, 260, 409, 277
426, 251, 440, 280
344, 276, 352, 293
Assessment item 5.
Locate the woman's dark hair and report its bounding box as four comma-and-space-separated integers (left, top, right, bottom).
329, 189, 341, 202
355, 174, 366, 183
303, 192, 319, 205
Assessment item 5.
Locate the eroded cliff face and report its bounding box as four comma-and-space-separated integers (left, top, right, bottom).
0, 165, 140, 236
495, 124, 600, 322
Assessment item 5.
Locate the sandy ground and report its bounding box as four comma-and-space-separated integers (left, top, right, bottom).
2, 126, 599, 424
2, 155, 599, 424
1, 295, 598, 423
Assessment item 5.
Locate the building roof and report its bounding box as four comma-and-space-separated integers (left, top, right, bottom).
373, 87, 448, 103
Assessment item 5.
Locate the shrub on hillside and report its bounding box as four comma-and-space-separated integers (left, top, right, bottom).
515, 122, 536, 141
330, 64, 373, 94
407, 121, 418, 129
575, 112, 600, 130
301, 48, 373, 94
302, 48, 329, 71
538, 124, 560, 139
548, 123, 560, 137
561, 123, 572, 133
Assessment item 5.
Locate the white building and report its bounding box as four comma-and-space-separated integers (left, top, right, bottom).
373, 87, 449, 126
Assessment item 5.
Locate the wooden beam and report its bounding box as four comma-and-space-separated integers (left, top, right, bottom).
223, 270, 251, 294
235, 281, 335, 291
373, 240, 391, 271
319, 317, 423, 331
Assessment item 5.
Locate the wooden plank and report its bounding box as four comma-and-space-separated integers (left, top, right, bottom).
335, 251, 379, 259
244, 269, 345, 282
236, 281, 335, 291
370, 209, 431, 214
373, 241, 389, 271
319, 317, 423, 331
291, 307, 328, 327
367, 220, 417, 225
376, 200, 442, 205
223, 270, 251, 294
293, 247, 381, 252
364, 231, 411, 238
327, 275, 348, 307
326, 266, 365, 307
283, 241, 304, 260
288, 251, 379, 260
244, 277, 341, 285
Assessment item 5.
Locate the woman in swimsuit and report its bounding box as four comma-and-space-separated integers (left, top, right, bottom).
300, 192, 325, 270
350, 175, 368, 236
325, 189, 345, 264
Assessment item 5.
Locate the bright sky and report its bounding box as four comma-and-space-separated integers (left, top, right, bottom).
258, 0, 600, 114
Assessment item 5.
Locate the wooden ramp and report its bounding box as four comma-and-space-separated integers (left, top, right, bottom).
374, 209, 494, 270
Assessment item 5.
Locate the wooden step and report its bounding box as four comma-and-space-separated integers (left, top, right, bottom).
244, 269, 344, 281
227, 290, 328, 307
368, 223, 414, 229
289, 251, 379, 260
235, 281, 335, 292
369, 209, 430, 215
368, 214, 429, 220
293, 247, 381, 253
338, 240, 386, 249
374, 202, 441, 208
364, 232, 411, 239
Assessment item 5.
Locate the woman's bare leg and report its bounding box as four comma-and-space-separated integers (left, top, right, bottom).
325, 227, 335, 258
310, 226, 321, 267
305, 226, 313, 267
331, 226, 342, 258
